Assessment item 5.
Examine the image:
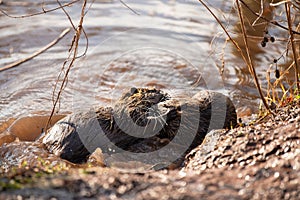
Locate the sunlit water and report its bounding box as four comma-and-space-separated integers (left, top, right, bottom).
0, 0, 292, 141
1, 2, 243, 123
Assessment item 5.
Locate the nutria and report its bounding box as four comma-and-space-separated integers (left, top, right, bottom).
114, 88, 236, 150
42, 88, 237, 165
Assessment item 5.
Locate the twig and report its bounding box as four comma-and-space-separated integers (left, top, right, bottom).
0, 0, 80, 18
56, 0, 76, 30
252, 0, 265, 26
270, 1, 289, 6
119, 0, 140, 15
56, 0, 89, 59
0, 28, 70, 72
285, 2, 300, 94
44, 0, 87, 133
198, 0, 241, 51
235, 0, 273, 114
239, 0, 300, 35
51, 0, 88, 109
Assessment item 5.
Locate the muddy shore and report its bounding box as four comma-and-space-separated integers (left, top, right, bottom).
0, 101, 299, 200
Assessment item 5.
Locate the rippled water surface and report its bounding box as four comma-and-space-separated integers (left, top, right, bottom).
0, 0, 290, 131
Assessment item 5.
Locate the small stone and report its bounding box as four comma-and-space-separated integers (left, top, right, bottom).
274, 172, 280, 178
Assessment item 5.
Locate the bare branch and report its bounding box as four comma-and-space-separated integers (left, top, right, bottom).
235, 0, 273, 114
45, 0, 87, 133
0, 0, 80, 18
0, 28, 70, 72
285, 2, 300, 93
239, 0, 300, 35
120, 0, 140, 15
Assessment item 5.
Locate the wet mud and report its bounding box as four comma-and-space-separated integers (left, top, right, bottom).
1, 102, 299, 200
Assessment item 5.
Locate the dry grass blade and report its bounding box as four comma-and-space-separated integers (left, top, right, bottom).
0, 28, 70, 72
235, 0, 272, 114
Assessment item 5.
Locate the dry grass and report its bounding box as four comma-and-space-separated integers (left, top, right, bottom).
199, 0, 300, 114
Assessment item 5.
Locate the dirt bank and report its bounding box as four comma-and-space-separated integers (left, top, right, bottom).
0, 102, 299, 200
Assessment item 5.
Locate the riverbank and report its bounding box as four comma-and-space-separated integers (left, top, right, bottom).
0, 101, 299, 200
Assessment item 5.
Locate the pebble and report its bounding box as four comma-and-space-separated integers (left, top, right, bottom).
184, 101, 300, 199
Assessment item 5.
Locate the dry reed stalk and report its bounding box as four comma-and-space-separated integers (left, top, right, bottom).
198, 0, 272, 113
285, 2, 300, 94
235, 0, 272, 114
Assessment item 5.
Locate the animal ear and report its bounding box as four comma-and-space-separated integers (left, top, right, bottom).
130, 87, 138, 94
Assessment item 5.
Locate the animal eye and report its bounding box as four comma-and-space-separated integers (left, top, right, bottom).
130, 87, 138, 94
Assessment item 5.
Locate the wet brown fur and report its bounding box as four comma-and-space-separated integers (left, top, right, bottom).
43, 88, 237, 164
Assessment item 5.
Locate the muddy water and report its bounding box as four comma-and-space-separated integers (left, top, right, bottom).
0, 1, 293, 167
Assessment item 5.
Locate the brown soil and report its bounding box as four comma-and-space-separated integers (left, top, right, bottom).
0, 102, 299, 200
